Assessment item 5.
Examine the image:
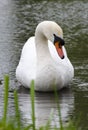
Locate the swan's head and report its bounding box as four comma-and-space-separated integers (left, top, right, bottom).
35, 21, 65, 59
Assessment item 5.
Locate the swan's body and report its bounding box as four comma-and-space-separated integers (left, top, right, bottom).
16, 21, 74, 91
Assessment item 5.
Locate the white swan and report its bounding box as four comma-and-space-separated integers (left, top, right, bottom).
16, 21, 74, 91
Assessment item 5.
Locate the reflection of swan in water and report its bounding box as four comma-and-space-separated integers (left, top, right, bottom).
16, 21, 74, 91
18, 88, 74, 127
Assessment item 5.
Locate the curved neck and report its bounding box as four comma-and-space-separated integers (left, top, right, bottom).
35, 32, 52, 65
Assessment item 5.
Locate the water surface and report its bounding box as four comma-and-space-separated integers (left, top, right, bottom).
0, 0, 88, 129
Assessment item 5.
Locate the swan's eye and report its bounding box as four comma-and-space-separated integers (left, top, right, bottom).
53, 34, 65, 46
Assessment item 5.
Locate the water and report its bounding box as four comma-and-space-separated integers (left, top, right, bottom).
0, 0, 88, 129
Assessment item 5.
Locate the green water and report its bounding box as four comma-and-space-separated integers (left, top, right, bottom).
0, 0, 88, 129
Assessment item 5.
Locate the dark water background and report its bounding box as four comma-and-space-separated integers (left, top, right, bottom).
0, 0, 88, 129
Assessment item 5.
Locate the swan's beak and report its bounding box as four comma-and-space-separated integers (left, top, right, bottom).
55, 42, 64, 59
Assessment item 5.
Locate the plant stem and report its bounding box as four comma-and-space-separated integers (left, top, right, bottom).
3, 75, 9, 126
30, 80, 35, 130
14, 90, 21, 130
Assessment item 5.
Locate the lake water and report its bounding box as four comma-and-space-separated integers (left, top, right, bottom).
0, 0, 88, 129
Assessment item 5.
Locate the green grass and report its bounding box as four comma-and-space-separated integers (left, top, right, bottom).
0, 75, 77, 130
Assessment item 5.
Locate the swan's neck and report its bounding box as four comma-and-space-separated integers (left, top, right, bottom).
35, 33, 51, 65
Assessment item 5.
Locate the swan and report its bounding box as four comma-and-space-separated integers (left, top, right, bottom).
16, 21, 74, 91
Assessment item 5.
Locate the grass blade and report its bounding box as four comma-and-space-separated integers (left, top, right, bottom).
30, 80, 36, 130
45, 109, 54, 130
14, 90, 21, 130
3, 75, 9, 126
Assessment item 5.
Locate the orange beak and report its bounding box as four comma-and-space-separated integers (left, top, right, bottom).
55, 42, 64, 59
